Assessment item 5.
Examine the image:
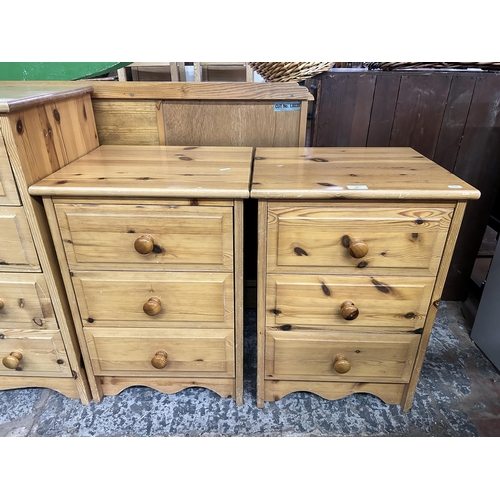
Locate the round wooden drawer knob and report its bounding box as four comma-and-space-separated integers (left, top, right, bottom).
341, 300, 359, 320
151, 350, 168, 369
143, 296, 162, 316
134, 235, 154, 255
349, 238, 368, 258
2, 351, 23, 370
0, 299, 4, 309
333, 354, 351, 374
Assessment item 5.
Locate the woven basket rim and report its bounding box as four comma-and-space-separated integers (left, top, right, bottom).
249, 62, 335, 82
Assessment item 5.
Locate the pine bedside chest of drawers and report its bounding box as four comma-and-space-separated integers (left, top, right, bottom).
29, 145, 252, 405
251, 147, 480, 411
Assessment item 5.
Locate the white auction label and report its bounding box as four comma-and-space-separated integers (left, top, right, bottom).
347, 185, 369, 190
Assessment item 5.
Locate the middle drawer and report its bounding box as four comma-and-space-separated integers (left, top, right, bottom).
72, 271, 234, 329
0, 273, 57, 330
266, 274, 435, 332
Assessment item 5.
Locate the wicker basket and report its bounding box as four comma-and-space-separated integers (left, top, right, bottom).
249, 62, 335, 82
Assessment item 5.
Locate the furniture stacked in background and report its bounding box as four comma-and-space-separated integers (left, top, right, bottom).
119, 63, 255, 82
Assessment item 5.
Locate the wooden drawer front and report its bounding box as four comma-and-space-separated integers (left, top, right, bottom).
0, 330, 72, 377
0, 207, 39, 271
0, 137, 20, 205
266, 274, 434, 332
72, 271, 234, 328
265, 331, 420, 383
0, 274, 57, 329
267, 203, 453, 275
55, 203, 234, 271
85, 328, 234, 377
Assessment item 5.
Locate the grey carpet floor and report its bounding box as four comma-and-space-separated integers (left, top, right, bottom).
1, 301, 499, 437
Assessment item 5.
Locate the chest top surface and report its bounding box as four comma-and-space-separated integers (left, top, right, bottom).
29, 145, 254, 199
0, 83, 94, 113
251, 147, 480, 201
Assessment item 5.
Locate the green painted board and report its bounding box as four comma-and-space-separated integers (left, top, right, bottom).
0, 62, 132, 81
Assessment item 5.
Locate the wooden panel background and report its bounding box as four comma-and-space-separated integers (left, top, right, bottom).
92, 99, 307, 148
92, 100, 162, 145
161, 101, 301, 147
312, 70, 500, 300
4, 82, 311, 147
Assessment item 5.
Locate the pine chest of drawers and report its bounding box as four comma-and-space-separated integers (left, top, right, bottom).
29, 145, 252, 404
1, 84, 96, 403
251, 147, 480, 411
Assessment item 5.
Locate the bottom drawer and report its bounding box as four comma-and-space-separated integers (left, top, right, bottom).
85, 328, 235, 378
265, 331, 420, 383
0, 330, 72, 377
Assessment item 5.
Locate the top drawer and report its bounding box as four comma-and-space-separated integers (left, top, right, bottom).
0, 136, 20, 205
267, 202, 454, 276
54, 202, 234, 271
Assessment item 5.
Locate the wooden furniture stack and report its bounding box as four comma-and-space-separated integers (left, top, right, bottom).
119, 63, 254, 83
119, 63, 187, 82
0, 84, 98, 403
193, 63, 254, 82
251, 147, 480, 411
29, 145, 252, 404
